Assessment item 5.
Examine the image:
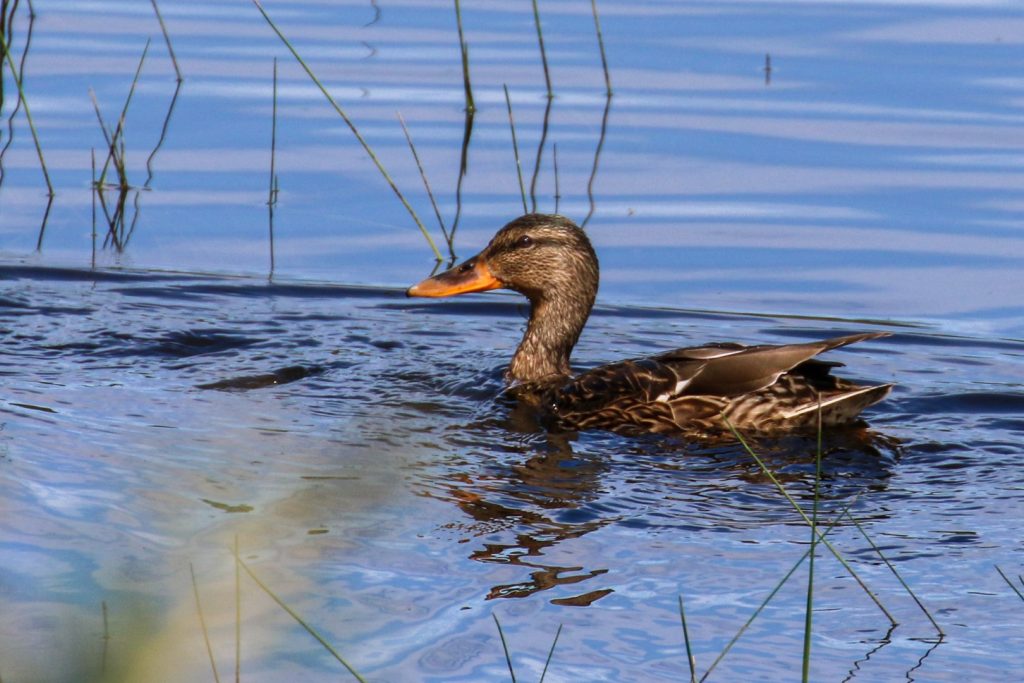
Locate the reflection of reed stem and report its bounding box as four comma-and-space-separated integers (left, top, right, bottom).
143, 79, 181, 188
503, 84, 528, 214
581, 92, 611, 228
552, 142, 560, 215
253, 0, 442, 260
529, 91, 553, 213
33, 192, 52, 250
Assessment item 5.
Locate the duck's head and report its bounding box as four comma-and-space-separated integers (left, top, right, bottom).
406, 213, 599, 305
407, 214, 600, 383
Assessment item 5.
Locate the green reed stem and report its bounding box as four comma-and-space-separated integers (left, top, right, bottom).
252, 0, 442, 261
700, 493, 863, 681
0, 29, 52, 195
503, 84, 528, 214
234, 535, 241, 683
235, 552, 368, 683
190, 563, 222, 683
397, 111, 448, 243
995, 565, 1024, 602
590, 0, 612, 95
91, 148, 97, 267
101, 600, 110, 673
539, 623, 562, 683
847, 512, 944, 636
149, 0, 182, 81
453, 0, 474, 114
116, 39, 150, 185
88, 90, 114, 186
492, 613, 517, 682
679, 595, 697, 683
801, 400, 823, 683
92, 39, 149, 190
581, 91, 611, 228
530, 0, 552, 98
723, 417, 897, 627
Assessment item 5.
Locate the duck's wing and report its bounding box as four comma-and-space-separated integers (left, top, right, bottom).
656, 332, 890, 397
549, 332, 891, 435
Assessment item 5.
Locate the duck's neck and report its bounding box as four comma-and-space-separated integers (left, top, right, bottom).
507, 291, 593, 384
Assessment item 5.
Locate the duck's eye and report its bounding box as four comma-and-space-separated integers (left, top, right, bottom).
515, 235, 533, 248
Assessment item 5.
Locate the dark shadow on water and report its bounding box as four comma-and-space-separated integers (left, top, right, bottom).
197, 364, 326, 390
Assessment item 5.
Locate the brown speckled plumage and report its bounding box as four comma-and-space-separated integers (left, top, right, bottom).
408, 214, 892, 436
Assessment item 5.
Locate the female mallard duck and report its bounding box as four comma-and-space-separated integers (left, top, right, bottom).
407, 214, 892, 435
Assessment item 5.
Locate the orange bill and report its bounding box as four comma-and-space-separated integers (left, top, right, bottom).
406, 258, 502, 297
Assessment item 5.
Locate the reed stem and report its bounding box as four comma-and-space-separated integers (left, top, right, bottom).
590, 0, 612, 95
492, 613, 517, 683
397, 111, 449, 244
0, 28, 52, 195
503, 84, 528, 214
530, 0, 553, 97
724, 418, 897, 627
453, 0, 474, 114
235, 552, 368, 683
539, 624, 562, 683
149, 0, 182, 81
190, 563, 222, 683
679, 595, 697, 683
252, 0, 442, 260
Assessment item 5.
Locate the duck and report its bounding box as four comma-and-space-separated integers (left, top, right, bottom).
407, 214, 892, 436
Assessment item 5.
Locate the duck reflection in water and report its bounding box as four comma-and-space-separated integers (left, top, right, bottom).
424, 397, 900, 603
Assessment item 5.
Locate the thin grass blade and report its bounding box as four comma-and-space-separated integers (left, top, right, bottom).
190, 563, 222, 683
235, 553, 368, 683
723, 417, 897, 627
538, 623, 562, 683
492, 613, 517, 682
502, 84, 528, 214
679, 595, 697, 683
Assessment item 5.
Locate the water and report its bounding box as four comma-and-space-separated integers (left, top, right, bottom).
1, 1, 1024, 681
